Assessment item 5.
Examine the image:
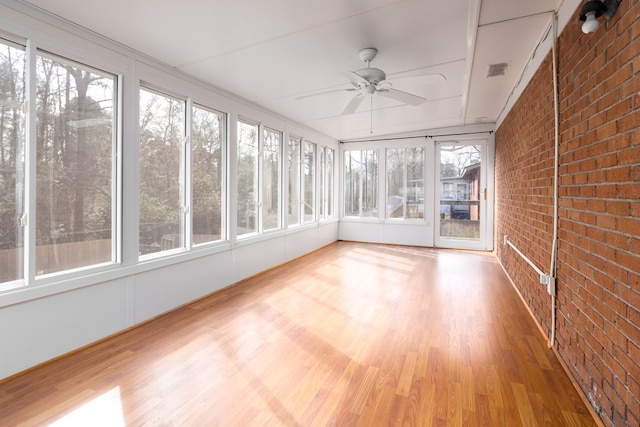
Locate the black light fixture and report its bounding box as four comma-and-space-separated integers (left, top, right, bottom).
579, 0, 622, 34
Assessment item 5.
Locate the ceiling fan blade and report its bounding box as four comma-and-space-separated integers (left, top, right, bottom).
377, 88, 426, 106
342, 93, 366, 115
343, 71, 369, 88
376, 80, 392, 90
294, 87, 355, 100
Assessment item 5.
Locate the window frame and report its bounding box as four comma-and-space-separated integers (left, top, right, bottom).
0, 41, 124, 292
190, 102, 227, 247
302, 140, 316, 224
236, 119, 285, 239
385, 146, 425, 221
319, 145, 335, 221
235, 118, 260, 239
261, 126, 282, 233
287, 135, 302, 228
0, 37, 27, 291
138, 86, 187, 260
343, 149, 379, 219
33, 49, 121, 278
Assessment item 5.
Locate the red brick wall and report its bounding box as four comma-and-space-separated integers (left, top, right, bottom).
495, 2, 640, 426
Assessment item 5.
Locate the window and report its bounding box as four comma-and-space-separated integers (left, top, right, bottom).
326, 147, 334, 218
288, 137, 319, 227
262, 128, 281, 231
0, 42, 119, 290
386, 147, 424, 219
35, 52, 117, 275
192, 105, 225, 245
344, 150, 378, 218
319, 146, 334, 220
303, 141, 316, 223
0, 39, 26, 286
457, 183, 468, 200
288, 136, 301, 227
442, 182, 454, 199
236, 120, 259, 237
139, 88, 185, 256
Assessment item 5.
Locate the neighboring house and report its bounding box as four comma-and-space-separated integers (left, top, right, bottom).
440, 162, 480, 220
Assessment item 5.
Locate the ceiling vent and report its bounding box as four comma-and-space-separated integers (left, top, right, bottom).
486, 62, 508, 77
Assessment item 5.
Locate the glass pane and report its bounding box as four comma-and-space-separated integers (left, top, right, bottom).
344, 151, 360, 216
386, 147, 424, 220
303, 141, 315, 223
36, 53, 116, 274
139, 88, 185, 256
263, 128, 281, 231
326, 148, 334, 218
237, 120, 258, 236
439, 144, 481, 240
288, 137, 301, 226
344, 149, 377, 217
192, 105, 224, 245
363, 150, 378, 218
407, 147, 424, 219
0, 42, 26, 284
386, 148, 404, 218
319, 147, 326, 219
319, 147, 333, 220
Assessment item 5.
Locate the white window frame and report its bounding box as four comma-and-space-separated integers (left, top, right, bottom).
138, 86, 187, 260
261, 126, 282, 233
0, 41, 122, 291
190, 103, 227, 247
287, 135, 302, 228
302, 140, 316, 224
343, 149, 379, 219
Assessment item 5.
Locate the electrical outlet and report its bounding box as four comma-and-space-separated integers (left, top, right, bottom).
540, 274, 550, 286
503, 235, 508, 246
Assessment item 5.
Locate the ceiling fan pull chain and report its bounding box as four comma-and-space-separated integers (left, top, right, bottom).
370, 95, 373, 134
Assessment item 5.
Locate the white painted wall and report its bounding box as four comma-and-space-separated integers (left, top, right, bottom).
0, 222, 338, 380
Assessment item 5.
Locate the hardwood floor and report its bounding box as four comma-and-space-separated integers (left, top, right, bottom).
0, 242, 597, 426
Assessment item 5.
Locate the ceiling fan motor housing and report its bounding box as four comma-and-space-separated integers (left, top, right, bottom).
356, 67, 386, 85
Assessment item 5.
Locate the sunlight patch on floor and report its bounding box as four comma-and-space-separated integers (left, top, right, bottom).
49, 387, 124, 427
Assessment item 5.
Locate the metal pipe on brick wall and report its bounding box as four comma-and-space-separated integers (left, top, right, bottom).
550, 13, 560, 348
504, 11, 561, 349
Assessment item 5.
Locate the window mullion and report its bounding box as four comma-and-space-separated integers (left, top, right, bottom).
358, 152, 364, 218
299, 142, 304, 221
257, 123, 264, 234
24, 39, 37, 285
403, 149, 408, 219
184, 98, 192, 250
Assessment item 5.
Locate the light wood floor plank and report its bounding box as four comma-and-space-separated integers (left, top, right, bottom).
0, 242, 597, 426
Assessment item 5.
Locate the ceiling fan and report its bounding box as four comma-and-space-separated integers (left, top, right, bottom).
297, 47, 445, 115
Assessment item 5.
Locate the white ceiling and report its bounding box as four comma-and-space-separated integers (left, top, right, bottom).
21, 0, 563, 141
